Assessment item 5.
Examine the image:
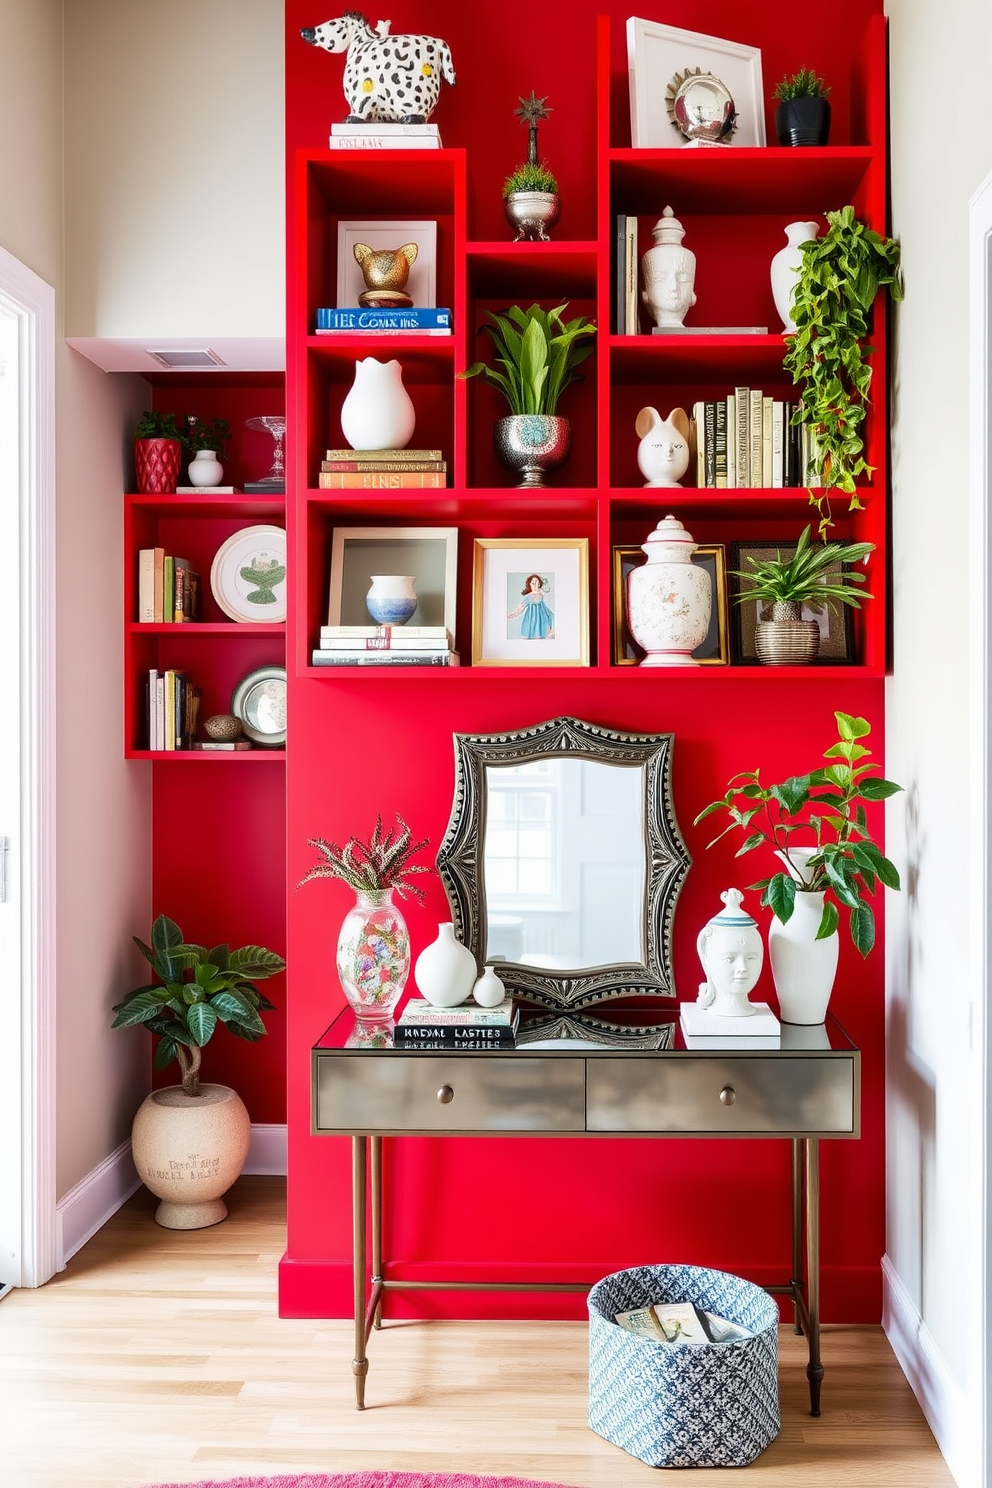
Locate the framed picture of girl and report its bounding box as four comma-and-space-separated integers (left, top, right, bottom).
472, 539, 590, 667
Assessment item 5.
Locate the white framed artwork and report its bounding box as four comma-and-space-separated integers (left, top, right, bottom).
327, 525, 457, 637
626, 18, 766, 149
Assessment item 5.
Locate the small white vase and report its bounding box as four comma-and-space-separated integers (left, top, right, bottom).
340, 356, 416, 450
366, 574, 417, 625
771, 221, 819, 332
186, 449, 225, 486
768, 847, 839, 1025
472, 964, 506, 1008
414, 922, 477, 1007
625, 515, 711, 667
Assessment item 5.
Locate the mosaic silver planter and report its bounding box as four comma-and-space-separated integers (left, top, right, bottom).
494, 414, 571, 488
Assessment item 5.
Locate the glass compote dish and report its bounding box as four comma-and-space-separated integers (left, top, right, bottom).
245, 414, 286, 485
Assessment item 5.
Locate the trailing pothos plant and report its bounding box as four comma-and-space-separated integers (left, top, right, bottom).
783, 206, 903, 535
694, 711, 903, 957
112, 914, 284, 1097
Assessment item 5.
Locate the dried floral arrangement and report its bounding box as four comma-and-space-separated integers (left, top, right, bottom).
298, 813, 431, 900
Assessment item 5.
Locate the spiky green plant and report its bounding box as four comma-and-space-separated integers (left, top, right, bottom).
503, 160, 559, 196
112, 915, 283, 1097
298, 813, 431, 901
458, 302, 597, 416
773, 66, 831, 101
732, 525, 875, 613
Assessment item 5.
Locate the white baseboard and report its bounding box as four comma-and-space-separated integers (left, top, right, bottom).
56, 1123, 287, 1266
882, 1254, 974, 1488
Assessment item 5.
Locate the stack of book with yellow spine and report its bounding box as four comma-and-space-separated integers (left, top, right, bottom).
318, 448, 447, 489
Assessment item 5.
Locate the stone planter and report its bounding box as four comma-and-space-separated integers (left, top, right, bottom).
131, 1082, 251, 1229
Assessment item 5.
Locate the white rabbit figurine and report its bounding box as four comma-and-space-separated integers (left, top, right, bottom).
635, 406, 691, 487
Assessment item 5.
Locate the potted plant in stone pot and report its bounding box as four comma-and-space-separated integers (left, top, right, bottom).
133, 410, 183, 494
694, 710, 903, 1024
504, 90, 559, 242
458, 301, 597, 487
733, 524, 875, 666
773, 66, 832, 146
112, 913, 284, 1229
181, 414, 232, 488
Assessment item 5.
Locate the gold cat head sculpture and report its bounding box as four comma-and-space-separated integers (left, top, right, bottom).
353, 241, 419, 293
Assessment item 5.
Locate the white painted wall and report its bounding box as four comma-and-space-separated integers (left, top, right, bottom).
885, 2, 992, 1482
63, 0, 284, 346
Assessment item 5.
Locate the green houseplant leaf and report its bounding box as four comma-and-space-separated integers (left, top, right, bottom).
458, 301, 597, 416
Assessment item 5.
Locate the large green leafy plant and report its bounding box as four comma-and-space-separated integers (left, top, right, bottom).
112, 915, 284, 1097
694, 711, 902, 956
783, 206, 902, 534
458, 302, 597, 416
733, 524, 875, 612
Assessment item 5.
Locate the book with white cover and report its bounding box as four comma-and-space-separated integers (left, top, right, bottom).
398, 996, 516, 1026
679, 1000, 781, 1038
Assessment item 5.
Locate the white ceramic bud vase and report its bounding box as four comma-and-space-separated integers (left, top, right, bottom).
187, 449, 224, 486
770, 221, 819, 332
472, 965, 506, 1007
340, 357, 416, 450
767, 847, 839, 1025
625, 515, 711, 666
414, 922, 477, 1007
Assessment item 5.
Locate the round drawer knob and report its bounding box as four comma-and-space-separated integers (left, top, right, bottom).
436, 1085, 455, 1105
719, 1085, 737, 1107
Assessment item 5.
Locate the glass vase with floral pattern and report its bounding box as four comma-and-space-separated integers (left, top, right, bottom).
336, 887, 410, 1020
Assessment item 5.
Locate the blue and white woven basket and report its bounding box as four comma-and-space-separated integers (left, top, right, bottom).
588, 1262, 780, 1468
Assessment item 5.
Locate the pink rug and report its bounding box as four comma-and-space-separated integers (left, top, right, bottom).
153, 1475, 578, 1488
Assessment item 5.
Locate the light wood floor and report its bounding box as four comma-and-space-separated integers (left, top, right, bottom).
0, 1177, 953, 1488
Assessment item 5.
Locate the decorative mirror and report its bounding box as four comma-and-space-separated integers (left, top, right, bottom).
436, 716, 692, 1010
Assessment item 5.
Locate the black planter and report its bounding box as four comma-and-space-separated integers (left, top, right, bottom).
775, 96, 831, 147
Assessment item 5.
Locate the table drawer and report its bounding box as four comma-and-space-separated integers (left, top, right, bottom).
314, 1054, 586, 1133
587, 1055, 857, 1135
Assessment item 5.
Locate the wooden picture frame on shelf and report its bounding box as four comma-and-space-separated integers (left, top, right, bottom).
612, 544, 729, 666
626, 18, 766, 149
327, 526, 458, 636
336, 221, 437, 309
729, 540, 856, 665
472, 539, 590, 668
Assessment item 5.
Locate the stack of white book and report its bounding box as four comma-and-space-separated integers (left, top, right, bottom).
329, 122, 441, 150
312, 623, 458, 667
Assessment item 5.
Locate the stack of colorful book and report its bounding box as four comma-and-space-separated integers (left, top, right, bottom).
312, 624, 457, 667
137, 548, 200, 623
318, 447, 447, 490
395, 995, 519, 1048
146, 668, 200, 751
328, 122, 442, 151
315, 306, 452, 335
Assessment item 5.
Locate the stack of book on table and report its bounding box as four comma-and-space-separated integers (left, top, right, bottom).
395, 996, 519, 1048
329, 122, 442, 150
315, 307, 452, 336
318, 447, 448, 489
312, 624, 458, 667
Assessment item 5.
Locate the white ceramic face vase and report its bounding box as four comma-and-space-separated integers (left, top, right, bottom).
696, 888, 764, 1017
635, 406, 691, 487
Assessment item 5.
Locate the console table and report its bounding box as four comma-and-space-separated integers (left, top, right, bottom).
311, 1008, 860, 1415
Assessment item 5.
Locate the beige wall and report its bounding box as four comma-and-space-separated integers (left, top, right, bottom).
64, 0, 284, 343
0, 0, 62, 284
885, 0, 992, 1451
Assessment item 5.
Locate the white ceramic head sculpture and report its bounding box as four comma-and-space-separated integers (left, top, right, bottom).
635, 406, 691, 487
696, 888, 764, 1017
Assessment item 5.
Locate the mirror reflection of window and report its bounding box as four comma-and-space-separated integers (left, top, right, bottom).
485, 761, 560, 905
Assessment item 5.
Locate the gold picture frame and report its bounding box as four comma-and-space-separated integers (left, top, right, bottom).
612, 543, 729, 666
472, 539, 590, 667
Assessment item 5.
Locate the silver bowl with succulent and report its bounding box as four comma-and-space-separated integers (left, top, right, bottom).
504, 91, 559, 242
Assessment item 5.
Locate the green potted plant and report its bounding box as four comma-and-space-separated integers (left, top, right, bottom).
694, 710, 902, 1022
783, 205, 903, 533
458, 301, 597, 487
734, 524, 875, 665
773, 66, 832, 146
181, 414, 232, 487
504, 91, 559, 242
112, 913, 284, 1228
133, 410, 183, 494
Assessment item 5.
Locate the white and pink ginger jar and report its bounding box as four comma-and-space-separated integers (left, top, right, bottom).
625, 514, 712, 666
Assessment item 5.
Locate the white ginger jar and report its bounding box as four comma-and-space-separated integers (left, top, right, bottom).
635, 406, 691, 487
770, 221, 819, 332
414, 921, 477, 1007
625, 514, 711, 666
472, 964, 506, 1008
696, 888, 764, 1018
768, 846, 840, 1024
340, 357, 416, 450
641, 206, 697, 329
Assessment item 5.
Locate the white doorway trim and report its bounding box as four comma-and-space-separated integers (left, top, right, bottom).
0, 246, 57, 1288
968, 170, 992, 1488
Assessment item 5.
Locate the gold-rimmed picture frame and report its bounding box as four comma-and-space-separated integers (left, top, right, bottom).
612, 544, 729, 666
472, 539, 590, 667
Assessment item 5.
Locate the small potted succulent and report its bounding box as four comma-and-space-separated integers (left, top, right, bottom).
112, 913, 284, 1228
733, 524, 875, 665
773, 66, 832, 146
181, 414, 232, 488
504, 91, 559, 242
133, 410, 183, 494
458, 301, 597, 487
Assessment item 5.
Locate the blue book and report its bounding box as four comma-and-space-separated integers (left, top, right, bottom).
315, 306, 452, 333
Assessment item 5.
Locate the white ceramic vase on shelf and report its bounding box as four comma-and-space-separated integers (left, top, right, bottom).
472, 964, 506, 1008
770, 221, 819, 332
414, 922, 477, 1007
767, 847, 839, 1025
187, 449, 224, 487
366, 574, 417, 625
340, 356, 416, 450
625, 514, 711, 666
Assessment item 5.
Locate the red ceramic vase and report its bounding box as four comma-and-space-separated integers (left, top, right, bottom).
134, 437, 182, 494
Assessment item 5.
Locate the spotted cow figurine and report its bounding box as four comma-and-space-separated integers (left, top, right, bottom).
300, 12, 456, 125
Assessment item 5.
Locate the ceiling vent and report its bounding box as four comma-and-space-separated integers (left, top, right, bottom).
145, 348, 227, 369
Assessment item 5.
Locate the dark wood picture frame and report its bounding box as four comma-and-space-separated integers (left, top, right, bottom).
612, 543, 730, 667
729, 539, 856, 664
